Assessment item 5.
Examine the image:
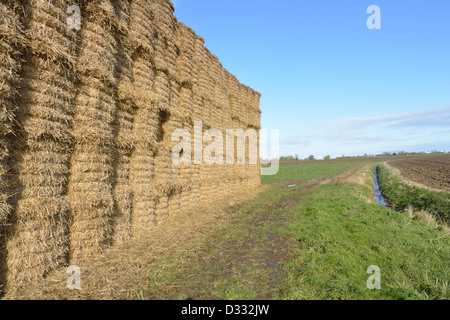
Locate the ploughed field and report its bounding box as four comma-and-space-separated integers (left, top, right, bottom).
389, 155, 450, 192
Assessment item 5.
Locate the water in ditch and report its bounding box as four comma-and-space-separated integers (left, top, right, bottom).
374, 167, 393, 210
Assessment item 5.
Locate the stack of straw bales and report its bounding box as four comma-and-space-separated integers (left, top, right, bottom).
68, 0, 118, 262
176, 24, 195, 212
0, 1, 25, 229
129, 0, 158, 235
177, 23, 195, 85
0, 1, 27, 294
112, 0, 134, 245
248, 90, 262, 188
0, 0, 261, 290
167, 81, 183, 218
6, 0, 79, 285
154, 0, 178, 78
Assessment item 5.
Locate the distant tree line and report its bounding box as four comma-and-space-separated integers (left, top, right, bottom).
278, 155, 329, 161
275, 150, 449, 162
378, 150, 448, 157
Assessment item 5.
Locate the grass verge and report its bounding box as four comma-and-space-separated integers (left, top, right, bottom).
278, 179, 449, 300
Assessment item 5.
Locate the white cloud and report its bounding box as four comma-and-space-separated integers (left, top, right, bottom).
331, 106, 450, 131
279, 106, 450, 157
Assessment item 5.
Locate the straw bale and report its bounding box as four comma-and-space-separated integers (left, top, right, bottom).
7, 196, 70, 286
165, 37, 180, 80
237, 84, 248, 122
177, 23, 195, 83
199, 163, 214, 204
112, 181, 132, 244
192, 34, 205, 82
192, 92, 205, 123
153, 31, 167, 72
68, 148, 116, 261
155, 0, 177, 35
168, 191, 181, 216
154, 145, 178, 196
130, 151, 157, 235
112, 0, 131, 34
114, 105, 135, 151
129, 0, 156, 58
77, 25, 117, 86
153, 0, 179, 78
179, 163, 193, 212
169, 78, 180, 113
178, 86, 194, 122
131, 58, 157, 102
165, 110, 183, 142
82, 0, 117, 30
214, 68, 228, 114
179, 188, 191, 214
22, 1, 78, 70
248, 91, 262, 129
177, 23, 196, 52
198, 51, 214, 101
155, 194, 169, 223
155, 70, 171, 112
16, 62, 76, 144
132, 106, 160, 151
132, 198, 157, 234
189, 184, 201, 209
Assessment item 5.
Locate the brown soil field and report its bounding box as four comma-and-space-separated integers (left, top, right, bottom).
388, 155, 450, 192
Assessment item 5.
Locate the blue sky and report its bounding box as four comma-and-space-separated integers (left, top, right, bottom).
173, 0, 450, 158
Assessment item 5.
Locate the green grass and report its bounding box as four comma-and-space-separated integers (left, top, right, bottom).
262, 162, 361, 182
377, 164, 450, 223
278, 180, 449, 300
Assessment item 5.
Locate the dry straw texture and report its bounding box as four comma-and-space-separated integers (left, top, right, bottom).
0, 0, 261, 292
0, 0, 28, 295
5, 0, 79, 287
68, 0, 118, 264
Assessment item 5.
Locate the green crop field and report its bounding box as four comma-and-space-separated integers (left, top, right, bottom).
262, 162, 362, 182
